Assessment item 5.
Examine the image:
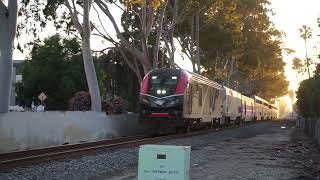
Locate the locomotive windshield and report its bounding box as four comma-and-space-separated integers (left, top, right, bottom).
148, 75, 179, 97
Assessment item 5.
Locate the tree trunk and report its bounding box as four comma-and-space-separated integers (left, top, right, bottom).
81, 0, 101, 111
0, 0, 18, 113
153, 1, 168, 69
227, 58, 234, 87
195, 13, 201, 74
81, 37, 102, 111
305, 39, 310, 78
169, 30, 175, 68
0, 32, 13, 113
190, 15, 195, 72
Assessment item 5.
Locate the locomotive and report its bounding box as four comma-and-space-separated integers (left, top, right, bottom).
139, 68, 278, 130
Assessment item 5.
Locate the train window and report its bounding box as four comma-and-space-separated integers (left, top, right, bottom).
199, 87, 202, 106
244, 101, 247, 115
148, 74, 179, 97
251, 102, 254, 115
256, 100, 262, 104
210, 90, 216, 111
209, 90, 212, 107
188, 84, 193, 114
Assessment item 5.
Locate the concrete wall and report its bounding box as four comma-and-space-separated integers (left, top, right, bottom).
0, 112, 146, 153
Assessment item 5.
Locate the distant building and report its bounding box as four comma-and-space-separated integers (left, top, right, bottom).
11, 60, 25, 106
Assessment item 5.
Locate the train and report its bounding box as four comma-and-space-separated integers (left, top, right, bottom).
139, 68, 278, 131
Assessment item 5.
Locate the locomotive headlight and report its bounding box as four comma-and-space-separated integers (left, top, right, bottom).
161, 90, 166, 94
157, 90, 161, 94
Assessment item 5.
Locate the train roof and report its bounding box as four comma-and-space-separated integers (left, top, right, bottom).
223, 86, 242, 98
252, 95, 269, 104
270, 104, 279, 109
241, 94, 254, 101
187, 71, 223, 90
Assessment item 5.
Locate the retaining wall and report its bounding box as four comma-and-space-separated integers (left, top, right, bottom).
0, 112, 146, 153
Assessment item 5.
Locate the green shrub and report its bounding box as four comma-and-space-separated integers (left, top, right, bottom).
296, 73, 320, 118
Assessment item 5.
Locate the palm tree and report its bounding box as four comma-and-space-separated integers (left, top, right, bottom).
299, 25, 312, 78
292, 57, 303, 82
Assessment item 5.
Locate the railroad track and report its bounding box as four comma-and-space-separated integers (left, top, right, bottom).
0, 120, 267, 167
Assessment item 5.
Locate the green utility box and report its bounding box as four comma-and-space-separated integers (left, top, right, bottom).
138, 145, 191, 180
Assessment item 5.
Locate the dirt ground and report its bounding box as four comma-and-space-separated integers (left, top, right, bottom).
108, 120, 320, 180
276, 124, 320, 179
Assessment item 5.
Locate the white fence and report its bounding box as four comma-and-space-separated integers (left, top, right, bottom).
0, 112, 146, 153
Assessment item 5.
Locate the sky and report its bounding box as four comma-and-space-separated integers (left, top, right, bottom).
269, 0, 320, 91
12, 0, 320, 92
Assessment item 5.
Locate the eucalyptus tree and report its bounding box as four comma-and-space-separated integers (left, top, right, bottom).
0, 0, 18, 113
299, 25, 313, 78
177, 0, 288, 100
64, 0, 102, 111
19, 0, 102, 111
94, 0, 195, 72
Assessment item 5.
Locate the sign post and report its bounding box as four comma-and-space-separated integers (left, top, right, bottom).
38, 92, 47, 103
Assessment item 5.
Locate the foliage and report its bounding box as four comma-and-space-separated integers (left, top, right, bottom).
315, 64, 320, 76
299, 25, 313, 40
299, 24, 313, 78
18, 0, 289, 103
124, 0, 163, 10
20, 0, 103, 111
103, 97, 128, 115
68, 91, 91, 111
178, 0, 289, 100
97, 51, 141, 112
292, 57, 303, 74
69, 91, 128, 114
18, 35, 107, 110
296, 75, 320, 118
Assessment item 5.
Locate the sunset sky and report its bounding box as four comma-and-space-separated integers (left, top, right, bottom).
12, 1, 320, 91
270, 0, 320, 90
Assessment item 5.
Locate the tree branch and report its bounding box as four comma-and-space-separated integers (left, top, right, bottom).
162, 34, 175, 67
153, 0, 168, 68
0, 1, 7, 14
145, 7, 154, 38
95, 0, 144, 61
116, 46, 142, 82
65, 0, 83, 35
92, 4, 113, 40
176, 37, 191, 60
92, 47, 112, 53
